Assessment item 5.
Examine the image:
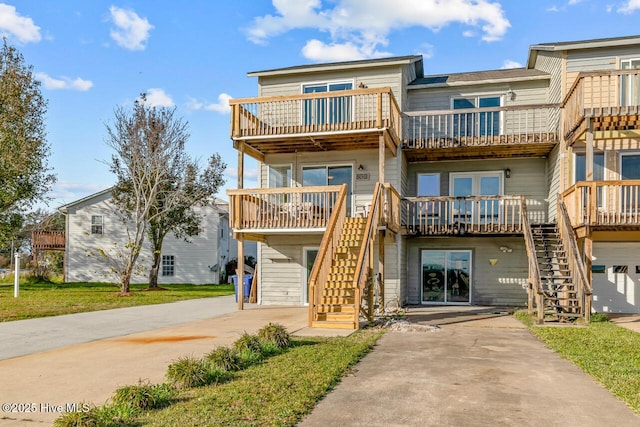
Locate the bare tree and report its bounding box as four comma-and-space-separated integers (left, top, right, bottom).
147, 154, 225, 288
105, 94, 191, 293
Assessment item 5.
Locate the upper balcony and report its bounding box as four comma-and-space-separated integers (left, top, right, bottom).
402, 104, 560, 162
229, 87, 401, 160
562, 180, 640, 238
563, 70, 640, 145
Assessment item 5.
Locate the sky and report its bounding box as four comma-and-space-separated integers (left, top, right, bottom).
2, 0, 640, 211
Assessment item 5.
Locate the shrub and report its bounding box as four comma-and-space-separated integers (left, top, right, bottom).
257, 323, 291, 349
112, 381, 175, 411
207, 346, 242, 372
166, 356, 213, 389
259, 340, 282, 357
590, 312, 609, 323
233, 332, 262, 354
237, 348, 264, 368
53, 407, 99, 427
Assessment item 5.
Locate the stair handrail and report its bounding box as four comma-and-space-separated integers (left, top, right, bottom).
307, 184, 348, 326
558, 199, 592, 323
521, 197, 544, 322
352, 182, 383, 328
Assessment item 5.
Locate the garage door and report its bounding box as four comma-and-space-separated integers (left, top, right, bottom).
592, 243, 640, 313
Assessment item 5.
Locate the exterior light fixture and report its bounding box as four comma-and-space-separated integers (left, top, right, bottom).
358, 164, 365, 171
505, 168, 511, 178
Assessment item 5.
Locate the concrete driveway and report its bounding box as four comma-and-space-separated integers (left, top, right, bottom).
300, 307, 640, 427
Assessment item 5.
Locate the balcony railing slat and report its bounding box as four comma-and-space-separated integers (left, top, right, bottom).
562, 180, 640, 227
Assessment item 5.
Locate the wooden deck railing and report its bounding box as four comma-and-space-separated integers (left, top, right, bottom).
32, 230, 65, 250
230, 87, 401, 141
402, 195, 525, 235
402, 104, 560, 148
558, 199, 592, 323
562, 69, 640, 140
562, 180, 640, 227
227, 186, 342, 231
382, 183, 401, 233
521, 200, 544, 322
308, 184, 348, 326
352, 182, 384, 328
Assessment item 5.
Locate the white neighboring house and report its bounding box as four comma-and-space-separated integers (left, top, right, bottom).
59, 188, 256, 284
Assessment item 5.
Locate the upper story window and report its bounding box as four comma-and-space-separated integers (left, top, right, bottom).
302, 81, 353, 125
268, 165, 292, 188
418, 173, 440, 197
91, 215, 103, 235
452, 96, 501, 137
621, 59, 640, 106
574, 153, 604, 182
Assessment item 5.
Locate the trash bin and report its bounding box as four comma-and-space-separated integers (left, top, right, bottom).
231, 274, 253, 302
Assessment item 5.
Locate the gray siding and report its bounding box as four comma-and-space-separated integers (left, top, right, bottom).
407, 158, 548, 224
406, 237, 528, 306
533, 51, 563, 103
565, 45, 640, 91
545, 144, 562, 221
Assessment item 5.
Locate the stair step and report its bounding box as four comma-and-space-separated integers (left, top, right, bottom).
311, 320, 357, 329
323, 287, 355, 296
316, 312, 355, 322
317, 304, 356, 313
321, 296, 356, 305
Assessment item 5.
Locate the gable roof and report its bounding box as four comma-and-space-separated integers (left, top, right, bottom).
409, 68, 549, 89
247, 55, 423, 78
527, 34, 640, 68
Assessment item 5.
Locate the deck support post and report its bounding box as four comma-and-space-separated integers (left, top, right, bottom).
236, 143, 245, 310
378, 133, 385, 184
585, 118, 594, 181
378, 230, 385, 315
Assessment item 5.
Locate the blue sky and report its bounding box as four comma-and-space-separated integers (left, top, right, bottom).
2, 0, 640, 210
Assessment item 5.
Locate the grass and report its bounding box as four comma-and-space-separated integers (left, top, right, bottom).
515, 311, 640, 414
134, 330, 383, 427
0, 280, 234, 322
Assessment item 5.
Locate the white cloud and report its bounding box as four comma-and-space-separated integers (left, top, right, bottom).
186, 93, 233, 114
417, 43, 434, 60
501, 59, 523, 69
225, 167, 259, 181
246, 0, 510, 61
35, 72, 93, 91
619, 0, 640, 13
109, 6, 153, 50
546, 5, 560, 12
0, 3, 41, 43
140, 88, 174, 107
568, 0, 584, 4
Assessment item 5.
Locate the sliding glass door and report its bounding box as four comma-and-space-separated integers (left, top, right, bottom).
421, 250, 471, 304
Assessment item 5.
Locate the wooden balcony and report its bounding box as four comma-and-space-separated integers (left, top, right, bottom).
402, 104, 560, 161
32, 230, 65, 251
229, 87, 401, 160
563, 70, 640, 145
562, 180, 640, 238
401, 195, 525, 236
228, 186, 343, 240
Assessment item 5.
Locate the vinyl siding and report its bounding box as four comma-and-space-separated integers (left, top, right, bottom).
406, 237, 528, 306
407, 158, 549, 224
65, 193, 235, 285
564, 45, 640, 93
545, 144, 562, 221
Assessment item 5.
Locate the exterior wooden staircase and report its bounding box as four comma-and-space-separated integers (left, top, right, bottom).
531, 224, 582, 321
312, 217, 367, 329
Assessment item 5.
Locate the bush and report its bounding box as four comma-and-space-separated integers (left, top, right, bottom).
257, 323, 291, 349
233, 332, 262, 354
590, 312, 609, 323
166, 356, 213, 389
237, 348, 264, 368
112, 381, 175, 411
207, 346, 242, 372
259, 340, 282, 357
53, 407, 100, 427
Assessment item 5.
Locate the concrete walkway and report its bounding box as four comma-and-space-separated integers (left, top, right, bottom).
300, 307, 640, 427
0, 298, 329, 426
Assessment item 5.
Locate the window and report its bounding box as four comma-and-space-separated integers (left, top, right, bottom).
162, 255, 175, 277
417, 173, 440, 197
574, 153, 604, 182
268, 165, 291, 188
452, 96, 501, 137
450, 171, 503, 222
302, 82, 353, 125
91, 215, 103, 235
620, 59, 640, 106
302, 165, 353, 216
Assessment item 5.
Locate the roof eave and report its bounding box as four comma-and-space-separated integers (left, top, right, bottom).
408, 74, 550, 90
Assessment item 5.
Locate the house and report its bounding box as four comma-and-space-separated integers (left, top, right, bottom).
59, 188, 256, 285
228, 35, 640, 328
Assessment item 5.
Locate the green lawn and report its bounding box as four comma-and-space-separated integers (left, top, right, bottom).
135, 331, 382, 427
515, 311, 640, 414
0, 281, 234, 322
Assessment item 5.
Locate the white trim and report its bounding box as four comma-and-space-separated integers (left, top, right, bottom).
267, 163, 293, 189
417, 173, 440, 196
300, 79, 355, 93
449, 171, 504, 196
302, 247, 320, 306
